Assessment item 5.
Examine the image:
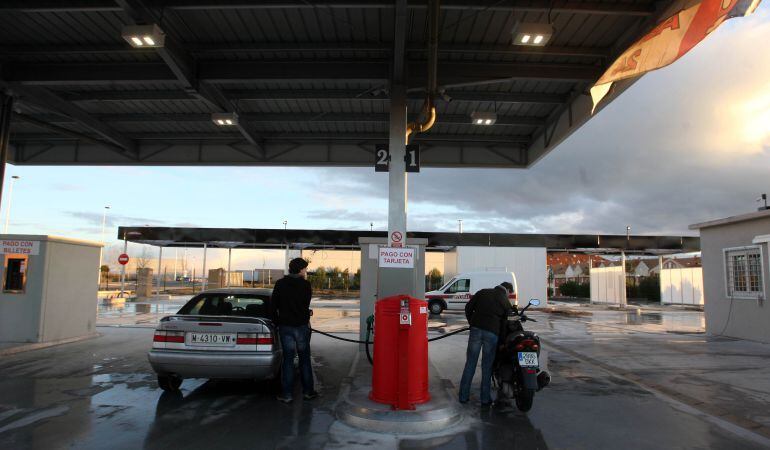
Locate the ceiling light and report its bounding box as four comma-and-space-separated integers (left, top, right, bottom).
211, 112, 239, 127
512, 22, 554, 47
122, 24, 166, 48
471, 111, 497, 126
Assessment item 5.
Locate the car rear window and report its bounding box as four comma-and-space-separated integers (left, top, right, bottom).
178, 294, 270, 318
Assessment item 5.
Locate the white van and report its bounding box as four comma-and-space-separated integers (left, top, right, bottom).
425, 271, 518, 314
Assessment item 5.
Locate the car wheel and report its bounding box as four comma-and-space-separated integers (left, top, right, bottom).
428, 301, 444, 315
158, 374, 183, 392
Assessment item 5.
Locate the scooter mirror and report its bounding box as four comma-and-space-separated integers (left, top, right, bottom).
529, 299, 540, 307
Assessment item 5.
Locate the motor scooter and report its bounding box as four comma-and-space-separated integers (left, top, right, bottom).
493, 298, 550, 412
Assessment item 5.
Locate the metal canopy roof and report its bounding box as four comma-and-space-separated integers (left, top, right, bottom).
117, 226, 700, 254
1, 1, 676, 168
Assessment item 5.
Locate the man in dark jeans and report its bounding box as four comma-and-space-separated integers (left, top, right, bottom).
459, 282, 514, 406
272, 257, 319, 403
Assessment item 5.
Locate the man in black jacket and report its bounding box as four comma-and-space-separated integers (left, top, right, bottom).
272, 257, 318, 403
458, 282, 514, 406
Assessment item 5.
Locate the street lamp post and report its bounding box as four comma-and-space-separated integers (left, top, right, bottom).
98, 205, 110, 288
283, 220, 289, 274
3, 175, 19, 234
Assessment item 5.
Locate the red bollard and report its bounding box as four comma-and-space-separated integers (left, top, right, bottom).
370, 294, 430, 410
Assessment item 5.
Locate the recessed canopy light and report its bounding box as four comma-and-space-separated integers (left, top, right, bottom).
212, 112, 239, 127
122, 24, 166, 48
512, 22, 554, 47
471, 111, 497, 126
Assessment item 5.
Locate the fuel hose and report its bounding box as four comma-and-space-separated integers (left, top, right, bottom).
310, 320, 470, 365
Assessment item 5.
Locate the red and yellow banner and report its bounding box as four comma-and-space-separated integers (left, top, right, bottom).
591, 0, 762, 111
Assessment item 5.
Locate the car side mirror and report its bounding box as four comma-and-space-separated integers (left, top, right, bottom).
529, 299, 540, 307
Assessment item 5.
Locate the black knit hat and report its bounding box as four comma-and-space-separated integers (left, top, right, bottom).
288, 257, 309, 274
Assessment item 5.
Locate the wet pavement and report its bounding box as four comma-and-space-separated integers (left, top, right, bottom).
2, 306, 769, 449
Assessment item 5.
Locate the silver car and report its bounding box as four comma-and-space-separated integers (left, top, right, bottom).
148, 288, 282, 392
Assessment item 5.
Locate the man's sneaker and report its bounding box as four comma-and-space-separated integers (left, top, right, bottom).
303, 391, 320, 400
277, 395, 293, 404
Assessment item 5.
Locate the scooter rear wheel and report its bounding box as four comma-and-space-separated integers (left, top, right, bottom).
515, 388, 535, 412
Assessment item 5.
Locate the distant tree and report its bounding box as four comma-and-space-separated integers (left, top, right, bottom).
352, 269, 361, 290
427, 268, 443, 290
136, 247, 153, 269
309, 266, 328, 290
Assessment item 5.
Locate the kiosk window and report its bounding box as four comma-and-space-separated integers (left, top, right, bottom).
4, 255, 28, 293
447, 279, 470, 294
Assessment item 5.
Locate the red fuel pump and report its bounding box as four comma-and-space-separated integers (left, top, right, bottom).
370, 295, 430, 410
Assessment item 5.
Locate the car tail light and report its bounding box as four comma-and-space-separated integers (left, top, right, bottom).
236, 332, 272, 350
515, 338, 539, 351
257, 333, 273, 345
153, 330, 184, 344
237, 333, 258, 345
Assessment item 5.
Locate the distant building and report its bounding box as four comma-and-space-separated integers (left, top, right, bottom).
691, 209, 770, 343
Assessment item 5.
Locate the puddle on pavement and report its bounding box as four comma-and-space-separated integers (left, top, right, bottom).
625, 312, 663, 325
98, 302, 182, 317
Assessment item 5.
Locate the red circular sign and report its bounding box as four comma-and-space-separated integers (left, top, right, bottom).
391, 231, 403, 243
118, 253, 130, 265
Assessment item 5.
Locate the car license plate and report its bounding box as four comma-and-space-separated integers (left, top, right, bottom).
518, 352, 539, 367
188, 333, 236, 346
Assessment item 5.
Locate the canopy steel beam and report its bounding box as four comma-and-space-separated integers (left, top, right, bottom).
3, 1, 655, 16
27, 112, 546, 127
5, 61, 601, 85
11, 132, 531, 144
12, 112, 127, 155
0, 43, 609, 60
4, 83, 136, 154
9, 140, 528, 167
57, 89, 568, 104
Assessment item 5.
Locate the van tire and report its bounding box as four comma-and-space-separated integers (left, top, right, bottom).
428, 301, 444, 315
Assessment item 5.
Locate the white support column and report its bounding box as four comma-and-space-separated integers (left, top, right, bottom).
227, 248, 232, 288
156, 246, 163, 295
173, 248, 178, 281
589, 257, 593, 305
119, 233, 127, 297
621, 251, 628, 307
387, 84, 408, 248
202, 243, 208, 291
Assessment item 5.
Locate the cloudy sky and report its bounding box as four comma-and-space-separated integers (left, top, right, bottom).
3, 4, 769, 270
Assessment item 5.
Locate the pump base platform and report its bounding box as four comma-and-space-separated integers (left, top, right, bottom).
335, 351, 463, 434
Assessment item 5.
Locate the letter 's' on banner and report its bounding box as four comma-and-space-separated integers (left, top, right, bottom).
591, 0, 762, 112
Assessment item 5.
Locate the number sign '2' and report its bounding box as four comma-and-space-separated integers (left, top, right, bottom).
375, 144, 390, 172
373, 144, 420, 173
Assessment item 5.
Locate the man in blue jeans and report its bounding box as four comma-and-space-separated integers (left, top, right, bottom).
459, 282, 514, 406
271, 258, 319, 403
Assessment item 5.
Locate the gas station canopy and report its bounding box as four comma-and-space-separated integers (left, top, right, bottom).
1, 0, 674, 168
118, 226, 700, 254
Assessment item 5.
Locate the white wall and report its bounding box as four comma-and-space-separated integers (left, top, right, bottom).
661, 267, 704, 305
590, 266, 626, 305
448, 247, 547, 305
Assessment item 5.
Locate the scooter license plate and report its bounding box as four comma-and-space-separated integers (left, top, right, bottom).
518, 352, 539, 367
